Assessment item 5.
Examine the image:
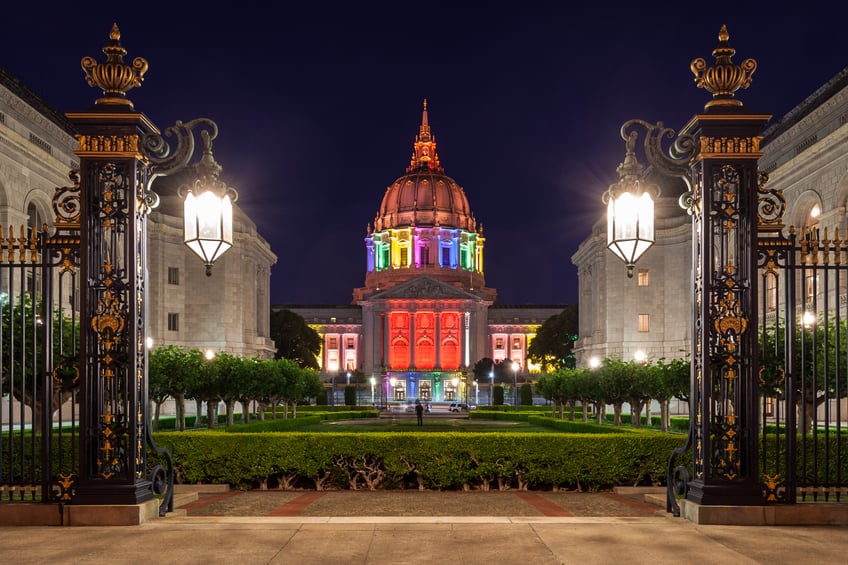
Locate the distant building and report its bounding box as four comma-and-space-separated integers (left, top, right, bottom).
572, 66, 848, 367
279, 102, 566, 405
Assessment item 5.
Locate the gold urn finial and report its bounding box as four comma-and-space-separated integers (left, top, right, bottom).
81, 23, 148, 108
691, 25, 757, 110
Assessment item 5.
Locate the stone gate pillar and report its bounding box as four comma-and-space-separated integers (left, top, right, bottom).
67, 25, 155, 505
682, 27, 771, 505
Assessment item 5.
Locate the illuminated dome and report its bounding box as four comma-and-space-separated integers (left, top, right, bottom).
373, 100, 476, 232
353, 101, 495, 303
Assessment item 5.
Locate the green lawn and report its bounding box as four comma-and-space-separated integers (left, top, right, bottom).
290, 417, 553, 433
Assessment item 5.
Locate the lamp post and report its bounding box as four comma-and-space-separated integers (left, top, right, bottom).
68, 25, 236, 509
451, 377, 459, 402
489, 370, 494, 406
602, 25, 768, 512
330, 373, 336, 412
370, 376, 376, 405
511, 361, 519, 413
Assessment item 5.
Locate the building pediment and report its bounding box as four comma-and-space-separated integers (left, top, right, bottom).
371, 276, 479, 300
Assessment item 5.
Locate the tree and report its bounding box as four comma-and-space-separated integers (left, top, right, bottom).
761, 315, 848, 432
148, 345, 205, 431
269, 309, 321, 369
528, 304, 578, 371
1, 293, 78, 432
472, 357, 495, 381
597, 358, 632, 426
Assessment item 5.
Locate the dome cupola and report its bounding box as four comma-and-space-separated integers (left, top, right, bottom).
373, 100, 476, 233
354, 101, 494, 302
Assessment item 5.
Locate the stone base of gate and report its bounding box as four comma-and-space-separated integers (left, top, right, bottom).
0, 499, 161, 527
679, 499, 848, 526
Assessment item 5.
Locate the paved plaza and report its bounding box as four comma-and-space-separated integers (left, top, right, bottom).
2, 488, 847, 564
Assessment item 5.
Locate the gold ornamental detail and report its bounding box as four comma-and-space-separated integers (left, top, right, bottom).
691, 25, 756, 109
77, 134, 140, 155
81, 23, 147, 108
699, 135, 762, 155
714, 290, 748, 350
91, 288, 126, 360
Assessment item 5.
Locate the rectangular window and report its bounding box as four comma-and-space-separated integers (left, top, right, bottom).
441, 247, 451, 266
766, 274, 777, 312
495, 338, 504, 350
328, 337, 338, 349
637, 269, 649, 286
638, 314, 649, 333
513, 337, 521, 349
167, 313, 179, 331
168, 267, 180, 285
346, 337, 355, 349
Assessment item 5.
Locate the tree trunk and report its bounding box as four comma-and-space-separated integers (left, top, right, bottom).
195, 398, 204, 427
568, 400, 575, 421
206, 401, 216, 429
153, 400, 161, 432
242, 400, 251, 423
613, 403, 622, 426
645, 400, 652, 427
660, 399, 670, 432
226, 401, 235, 427
630, 401, 643, 428
175, 393, 186, 431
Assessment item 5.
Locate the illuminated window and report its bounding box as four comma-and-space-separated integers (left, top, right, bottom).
390, 337, 409, 369
415, 337, 435, 369
460, 242, 471, 270
765, 273, 777, 312
806, 271, 818, 303
495, 338, 504, 350
440, 337, 459, 369
637, 269, 649, 287
328, 337, 338, 349
400, 247, 409, 267
513, 337, 521, 349
420, 246, 430, 266
441, 247, 451, 267
167, 313, 179, 331
346, 337, 355, 349
638, 314, 649, 332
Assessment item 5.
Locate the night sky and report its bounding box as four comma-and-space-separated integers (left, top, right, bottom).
3, 4, 847, 306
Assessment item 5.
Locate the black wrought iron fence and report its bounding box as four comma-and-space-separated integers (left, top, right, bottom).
759, 227, 848, 503
0, 223, 79, 505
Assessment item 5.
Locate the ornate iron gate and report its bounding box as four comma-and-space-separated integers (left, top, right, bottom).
0, 171, 173, 518
759, 222, 848, 503
0, 174, 81, 510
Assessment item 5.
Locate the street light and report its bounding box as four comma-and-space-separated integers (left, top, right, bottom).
511, 360, 519, 413
451, 377, 459, 401
489, 370, 494, 406
143, 118, 238, 276
603, 127, 662, 278
330, 373, 336, 412
601, 25, 767, 512
370, 376, 376, 405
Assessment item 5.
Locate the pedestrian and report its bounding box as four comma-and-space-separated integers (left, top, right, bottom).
415, 399, 424, 426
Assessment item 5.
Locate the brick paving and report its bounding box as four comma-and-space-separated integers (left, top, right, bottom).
180, 489, 663, 518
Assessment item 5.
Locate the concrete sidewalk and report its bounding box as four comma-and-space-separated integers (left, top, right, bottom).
2, 512, 848, 564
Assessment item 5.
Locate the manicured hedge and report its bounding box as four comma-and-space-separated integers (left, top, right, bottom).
150, 431, 687, 491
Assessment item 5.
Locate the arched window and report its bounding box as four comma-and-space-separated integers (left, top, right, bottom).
440, 337, 459, 370
415, 336, 435, 370
390, 337, 409, 369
